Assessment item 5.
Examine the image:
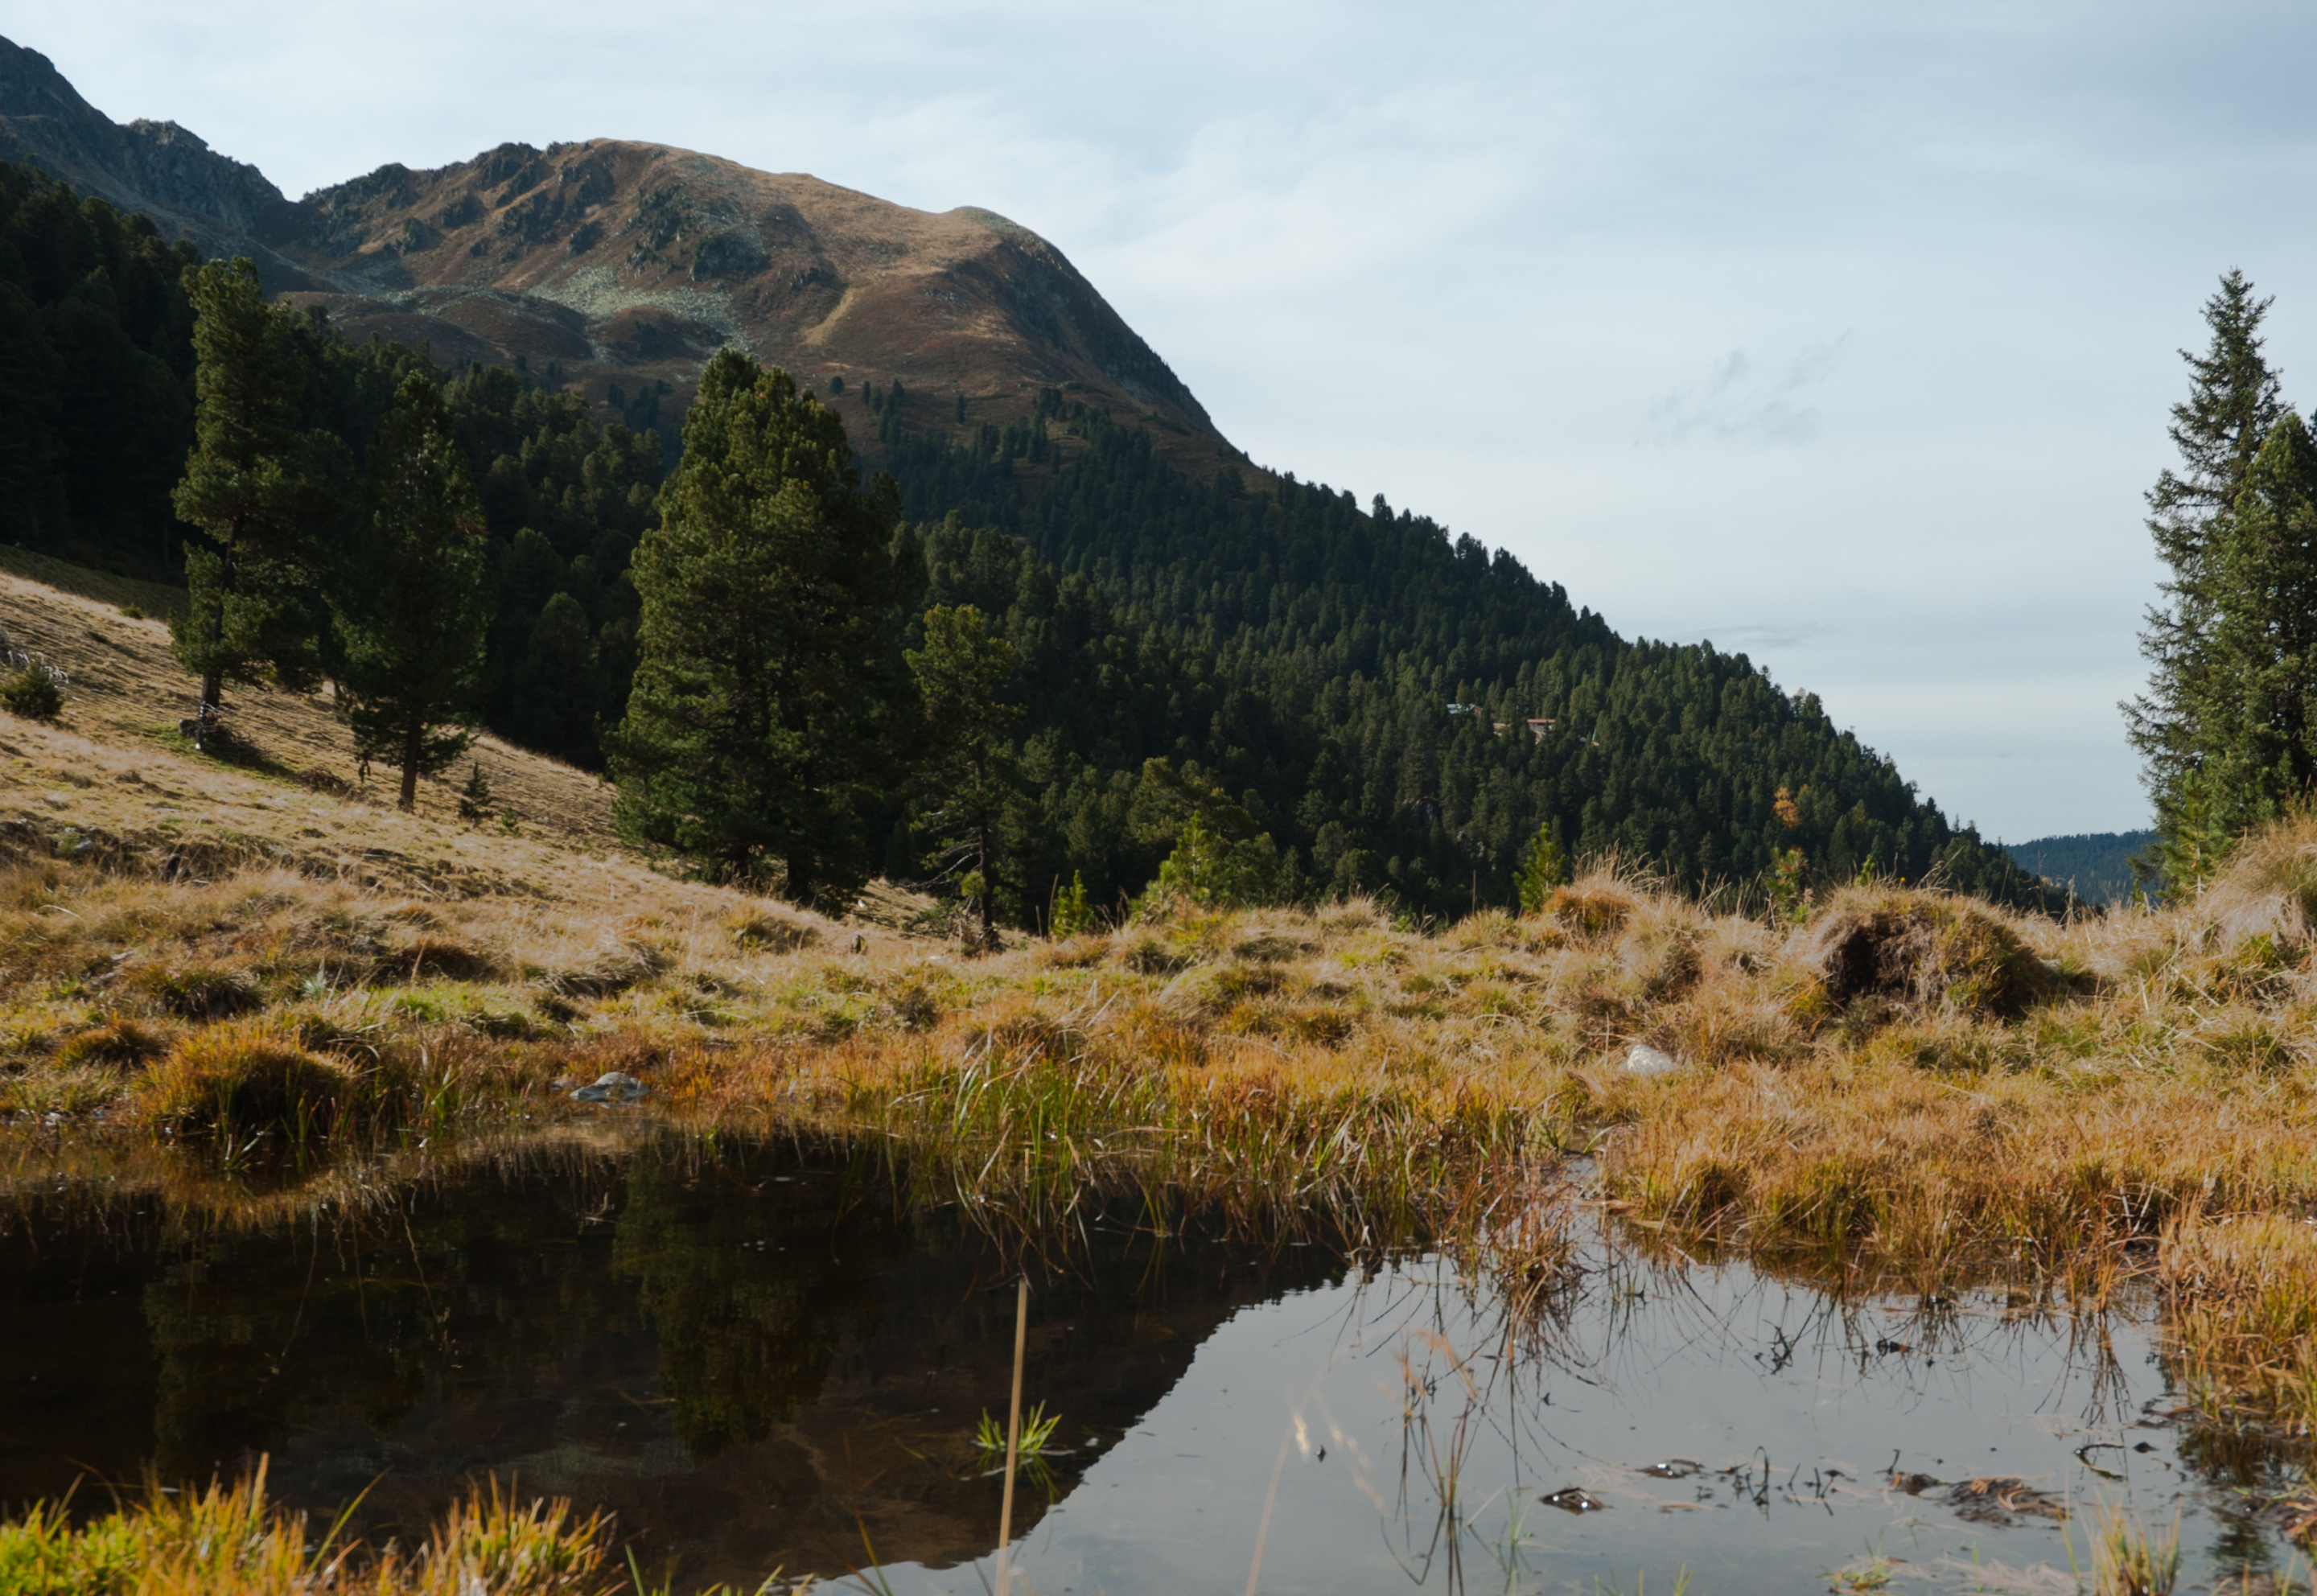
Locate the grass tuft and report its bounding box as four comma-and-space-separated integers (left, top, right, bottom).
135, 1019, 363, 1138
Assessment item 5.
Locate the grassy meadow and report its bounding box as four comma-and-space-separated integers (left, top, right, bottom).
8, 563, 2317, 1586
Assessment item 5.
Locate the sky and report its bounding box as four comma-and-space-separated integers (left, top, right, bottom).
10, 0, 2317, 841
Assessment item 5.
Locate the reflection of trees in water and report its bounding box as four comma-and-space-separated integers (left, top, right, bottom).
131, 1151, 641, 1487
608, 1141, 898, 1458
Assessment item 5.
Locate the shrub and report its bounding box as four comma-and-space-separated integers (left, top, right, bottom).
0, 662, 62, 720
136, 1020, 361, 1137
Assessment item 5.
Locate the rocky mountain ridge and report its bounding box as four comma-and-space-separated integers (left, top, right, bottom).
0, 35, 1230, 456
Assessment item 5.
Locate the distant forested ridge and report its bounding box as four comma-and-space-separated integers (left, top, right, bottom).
877, 394, 2056, 916
2002, 831, 2154, 907
0, 154, 2055, 919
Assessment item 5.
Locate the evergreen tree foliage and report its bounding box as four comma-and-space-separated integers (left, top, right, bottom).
2186, 412, 2317, 841
457, 759, 494, 824
0, 160, 199, 574
2129, 269, 2289, 878
444, 363, 662, 766
1514, 821, 1566, 915
329, 375, 492, 810
607, 351, 922, 903
906, 603, 1023, 944
171, 258, 342, 711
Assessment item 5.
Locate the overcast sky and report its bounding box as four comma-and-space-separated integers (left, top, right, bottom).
11, 1, 2317, 841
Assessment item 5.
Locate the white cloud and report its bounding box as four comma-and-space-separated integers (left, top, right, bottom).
1645, 334, 1853, 447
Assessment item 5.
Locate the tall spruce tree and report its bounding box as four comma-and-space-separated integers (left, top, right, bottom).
907, 603, 1023, 944
170, 258, 338, 713
2127, 270, 2287, 880
2192, 412, 2317, 833
330, 376, 492, 811
606, 350, 922, 903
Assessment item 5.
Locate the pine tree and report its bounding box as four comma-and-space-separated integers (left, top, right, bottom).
1513, 821, 1566, 915
606, 350, 923, 903
2187, 411, 2317, 845
170, 258, 339, 713
330, 375, 492, 811
457, 760, 494, 823
2128, 270, 2287, 869
907, 603, 1022, 946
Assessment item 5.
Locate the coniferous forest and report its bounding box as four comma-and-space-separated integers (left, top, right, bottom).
0, 157, 2056, 923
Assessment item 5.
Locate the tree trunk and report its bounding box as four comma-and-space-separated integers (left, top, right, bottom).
975, 808, 994, 948
784, 853, 814, 908
398, 721, 422, 812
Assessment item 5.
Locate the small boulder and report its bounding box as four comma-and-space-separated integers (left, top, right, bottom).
1623, 1043, 1681, 1077
571, 1071, 648, 1104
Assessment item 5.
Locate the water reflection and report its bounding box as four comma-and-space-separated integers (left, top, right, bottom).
2, 1133, 2304, 1594
3, 1133, 1349, 1587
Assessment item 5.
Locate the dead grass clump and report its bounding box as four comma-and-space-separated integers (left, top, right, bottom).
2196, 812, 2317, 952
541, 941, 665, 998
138, 965, 264, 1020
53, 1018, 167, 1069
1116, 935, 1190, 975
885, 981, 940, 1030
389, 936, 495, 983
1036, 936, 1109, 969
1795, 891, 2058, 1018
730, 909, 820, 953
135, 1019, 361, 1137
1544, 882, 1633, 943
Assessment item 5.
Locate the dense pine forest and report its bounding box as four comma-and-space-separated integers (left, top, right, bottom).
0, 158, 2055, 923
879, 401, 2047, 915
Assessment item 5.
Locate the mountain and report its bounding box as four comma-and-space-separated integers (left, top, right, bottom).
0, 39, 299, 269
0, 34, 2063, 918
0, 35, 1223, 457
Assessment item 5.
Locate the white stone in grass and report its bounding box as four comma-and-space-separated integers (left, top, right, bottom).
1622, 1043, 1681, 1078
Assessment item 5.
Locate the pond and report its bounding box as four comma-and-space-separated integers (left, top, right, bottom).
0, 1132, 2299, 1594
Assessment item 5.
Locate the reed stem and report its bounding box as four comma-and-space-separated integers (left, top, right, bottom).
995, 1274, 1029, 1594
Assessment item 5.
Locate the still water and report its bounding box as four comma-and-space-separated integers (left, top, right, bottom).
0, 1132, 2297, 1593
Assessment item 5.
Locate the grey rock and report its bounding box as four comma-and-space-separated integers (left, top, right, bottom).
571, 1070, 648, 1104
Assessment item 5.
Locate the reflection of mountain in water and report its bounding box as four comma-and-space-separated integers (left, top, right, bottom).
0, 1135, 1344, 1586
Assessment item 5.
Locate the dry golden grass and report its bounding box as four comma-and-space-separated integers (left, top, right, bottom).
14, 557, 2317, 1442
0, 561, 618, 845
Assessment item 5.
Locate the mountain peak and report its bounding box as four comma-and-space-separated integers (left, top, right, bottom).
0, 35, 1228, 455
